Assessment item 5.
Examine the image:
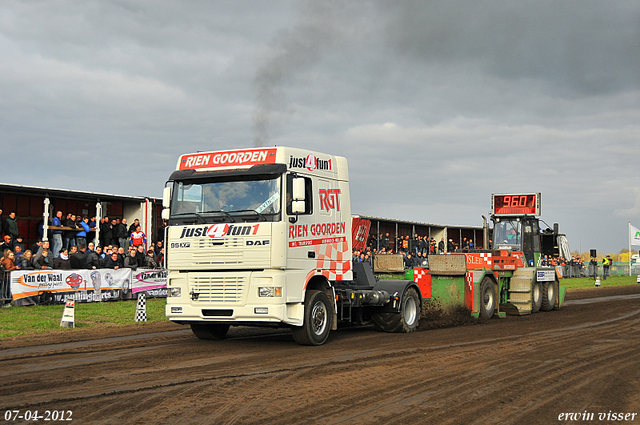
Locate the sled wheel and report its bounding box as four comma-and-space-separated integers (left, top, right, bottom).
531, 280, 542, 313
541, 280, 557, 311
479, 278, 496, 320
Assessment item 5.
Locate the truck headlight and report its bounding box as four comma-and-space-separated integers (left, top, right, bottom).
258, 287, 282, 297
169, 287, 181, 297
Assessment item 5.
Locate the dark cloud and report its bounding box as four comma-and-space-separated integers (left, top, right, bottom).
0, 0, 638, 253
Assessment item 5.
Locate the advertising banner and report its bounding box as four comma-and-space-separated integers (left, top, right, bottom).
351, 217, 371, 251
10, 269, 167, 306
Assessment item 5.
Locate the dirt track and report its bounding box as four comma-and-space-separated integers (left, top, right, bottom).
2, 285, 640, 425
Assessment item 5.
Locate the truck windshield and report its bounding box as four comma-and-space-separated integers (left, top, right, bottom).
493, 220, 522, 251
170, 176, 281, 222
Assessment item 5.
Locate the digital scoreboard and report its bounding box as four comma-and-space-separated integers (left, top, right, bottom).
491, 193, 540, 216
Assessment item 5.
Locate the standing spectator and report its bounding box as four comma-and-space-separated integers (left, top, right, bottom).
447, 239, 455, 252
438, 238, 445, 254
13, 235, 25, 252
0, 208, 4, 237
588, 257, 597, 278
116, 218, 129, 248
76, 217, 91, 248
4, 212, 19, 239
51, 211, 64, 259
0, 235, 13, 252
99, 216, 110, 247
63, 213, 78, 251
382, 233, 390, 251
128, 218, 140, 237
602, 255, 611, 280
130, 225, 146, 249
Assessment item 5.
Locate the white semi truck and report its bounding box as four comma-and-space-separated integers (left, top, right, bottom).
163, 147, 421, 345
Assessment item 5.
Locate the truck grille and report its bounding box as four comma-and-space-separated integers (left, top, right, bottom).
190, 276, 247, 303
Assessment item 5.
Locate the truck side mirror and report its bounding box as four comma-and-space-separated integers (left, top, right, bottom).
293, 177, 305, 201
162, 186, 171, 220
292, 201, 305, 214
162, 186, 172, 208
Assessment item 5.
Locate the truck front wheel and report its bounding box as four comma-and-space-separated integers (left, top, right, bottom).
371, 287, 420, 333
190, 323, 230, 340
292, 290, 332, 346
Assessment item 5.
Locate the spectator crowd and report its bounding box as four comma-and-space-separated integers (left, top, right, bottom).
0, 208, 165, 273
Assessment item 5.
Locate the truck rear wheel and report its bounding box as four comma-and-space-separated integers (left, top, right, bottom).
531, 281, 542, 313
371, 287, 420, 333
291, 290, 332, 346
190, 323, 230, 340
541, 280, 557, 311
479, 278, 496, 320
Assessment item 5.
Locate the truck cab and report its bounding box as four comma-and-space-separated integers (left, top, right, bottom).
163, 147, 420, 345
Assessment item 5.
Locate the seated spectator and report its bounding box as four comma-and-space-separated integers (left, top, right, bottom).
104, 252, 123, 270
146, 249, 158, 269
136, 245, 147, 268
14, 245, 23, 259
154, 241, 163, 256
53, 249, 71, 270
1, 250, 17, 271
20, 250, 35, 270
87, 246, 103, 270
124, 250, 138, 270
34, 249, 52, 269
157, 247, 165, 266
70, 245, 88, 269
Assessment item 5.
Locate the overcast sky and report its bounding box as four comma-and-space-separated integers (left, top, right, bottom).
1, 1, 639, 254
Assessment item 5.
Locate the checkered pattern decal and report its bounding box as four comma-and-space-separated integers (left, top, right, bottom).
478, 253, 492, 266
414, 269, 428, 284
305, 239, 351, 284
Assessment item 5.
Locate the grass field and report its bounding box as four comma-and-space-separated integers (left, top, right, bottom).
0, 298, 168, 339
1, 275, 637, 339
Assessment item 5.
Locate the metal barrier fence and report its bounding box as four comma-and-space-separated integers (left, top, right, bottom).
563, 263, 633, 278
1, 270, 11, 304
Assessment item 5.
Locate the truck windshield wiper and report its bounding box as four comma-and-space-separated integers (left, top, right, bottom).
231, 209, 269, 221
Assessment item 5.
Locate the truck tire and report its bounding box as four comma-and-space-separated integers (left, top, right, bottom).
479, 278, 496, 320
371, 287, 420, 333
190, 323, 230, 340
291, 290, 332, 346
541, 280, 557, 311
531, 281, 542, 313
